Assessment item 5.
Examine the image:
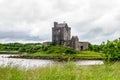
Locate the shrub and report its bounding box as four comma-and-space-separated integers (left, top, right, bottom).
102, 39, 120, 62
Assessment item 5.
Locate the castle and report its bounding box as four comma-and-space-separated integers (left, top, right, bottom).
52, 22, 89, 50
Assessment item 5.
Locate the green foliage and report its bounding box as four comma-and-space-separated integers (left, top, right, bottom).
0, 62, 120, 80
0, 43, 23, 51
88, 43, 101, 52
102, 39, 120, 62
44, 45, 77, 54
76, 51, 102, 57
0, 43, 42, 53
89, 38, 120, 62
0, 43, 77, 55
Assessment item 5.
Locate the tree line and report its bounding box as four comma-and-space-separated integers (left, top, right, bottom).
0, 43, 42, 53
0, 43, 76, 54
88, 38, 120, 62
0, 38, 120, 62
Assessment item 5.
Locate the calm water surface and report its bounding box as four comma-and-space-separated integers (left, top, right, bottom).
0, 54, 104, 68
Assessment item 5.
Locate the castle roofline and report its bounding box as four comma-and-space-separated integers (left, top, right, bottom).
54, 21, 68, 28
79, 42, 90, 44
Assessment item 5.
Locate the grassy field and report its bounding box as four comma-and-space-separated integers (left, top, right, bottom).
23, 51, 101, 57
0, 45, 102, 60
0, 62, 120, 80
20, 51, 102, 60
0, 51, 19, 54
76, 51, 102, 57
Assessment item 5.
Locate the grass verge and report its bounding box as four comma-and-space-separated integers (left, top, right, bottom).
18, 51, 102, 61
0, 62, 120, 80
0, 51, 19, 54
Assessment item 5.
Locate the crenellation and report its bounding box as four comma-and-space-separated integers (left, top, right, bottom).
52, 22, 89, 50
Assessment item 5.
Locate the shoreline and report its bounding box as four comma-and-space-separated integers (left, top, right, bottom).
8, 56, 103, 61
0, 52, 20, 54
0, 51, 103, 61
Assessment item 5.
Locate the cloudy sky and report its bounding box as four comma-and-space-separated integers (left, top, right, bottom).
0, 0, 120, 44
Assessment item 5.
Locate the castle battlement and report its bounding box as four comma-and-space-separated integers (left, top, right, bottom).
52, 22, 89, 50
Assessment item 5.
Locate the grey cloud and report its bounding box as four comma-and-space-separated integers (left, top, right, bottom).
0, 0, 120, 44
53, 0, 79, 12
80, 27, 103, 39
0, 31, 49, 41
79, 27, 119, 44
0, 0, 51, 23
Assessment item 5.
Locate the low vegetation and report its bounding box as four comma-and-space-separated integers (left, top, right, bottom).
15, 51, 101, 61
89, 38, 120, 62
0, 43, 42, 53
0, 62, 120, 80
0, 43, 102, 60
24, 51, 101, 58
0, 38, 120, 80
0, 38, 120, 62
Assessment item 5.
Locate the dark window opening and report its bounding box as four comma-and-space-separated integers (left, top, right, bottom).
81, 46, 83, 50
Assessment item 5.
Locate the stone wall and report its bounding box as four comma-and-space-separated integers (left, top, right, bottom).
52, 22, 71, 45
52, 22, 89, 50
79, 42, 89, 50
43, 42, 51, 46
70, 36, 80, 50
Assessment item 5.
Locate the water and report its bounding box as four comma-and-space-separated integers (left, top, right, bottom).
74, 60, 104, 66
0, 54, 54, 68
0, 54, 104, 68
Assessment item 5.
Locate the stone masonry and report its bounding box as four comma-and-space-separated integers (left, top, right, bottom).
52, 22, 89, 50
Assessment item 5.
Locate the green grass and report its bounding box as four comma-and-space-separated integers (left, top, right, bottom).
0, 45, 102, 59
24, 52, 63, 57
0, 51, 19, 54
19, 51, 102, 61
0, 62, 120, 80
22, 51, 102, 58
75, 51, 102, 57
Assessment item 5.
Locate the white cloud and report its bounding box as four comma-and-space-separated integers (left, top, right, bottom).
0, 0, 120, 44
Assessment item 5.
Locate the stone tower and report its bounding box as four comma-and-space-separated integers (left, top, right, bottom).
52, 22, 71, 45
51, 21, 89, 50
70, 36, 80, 50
